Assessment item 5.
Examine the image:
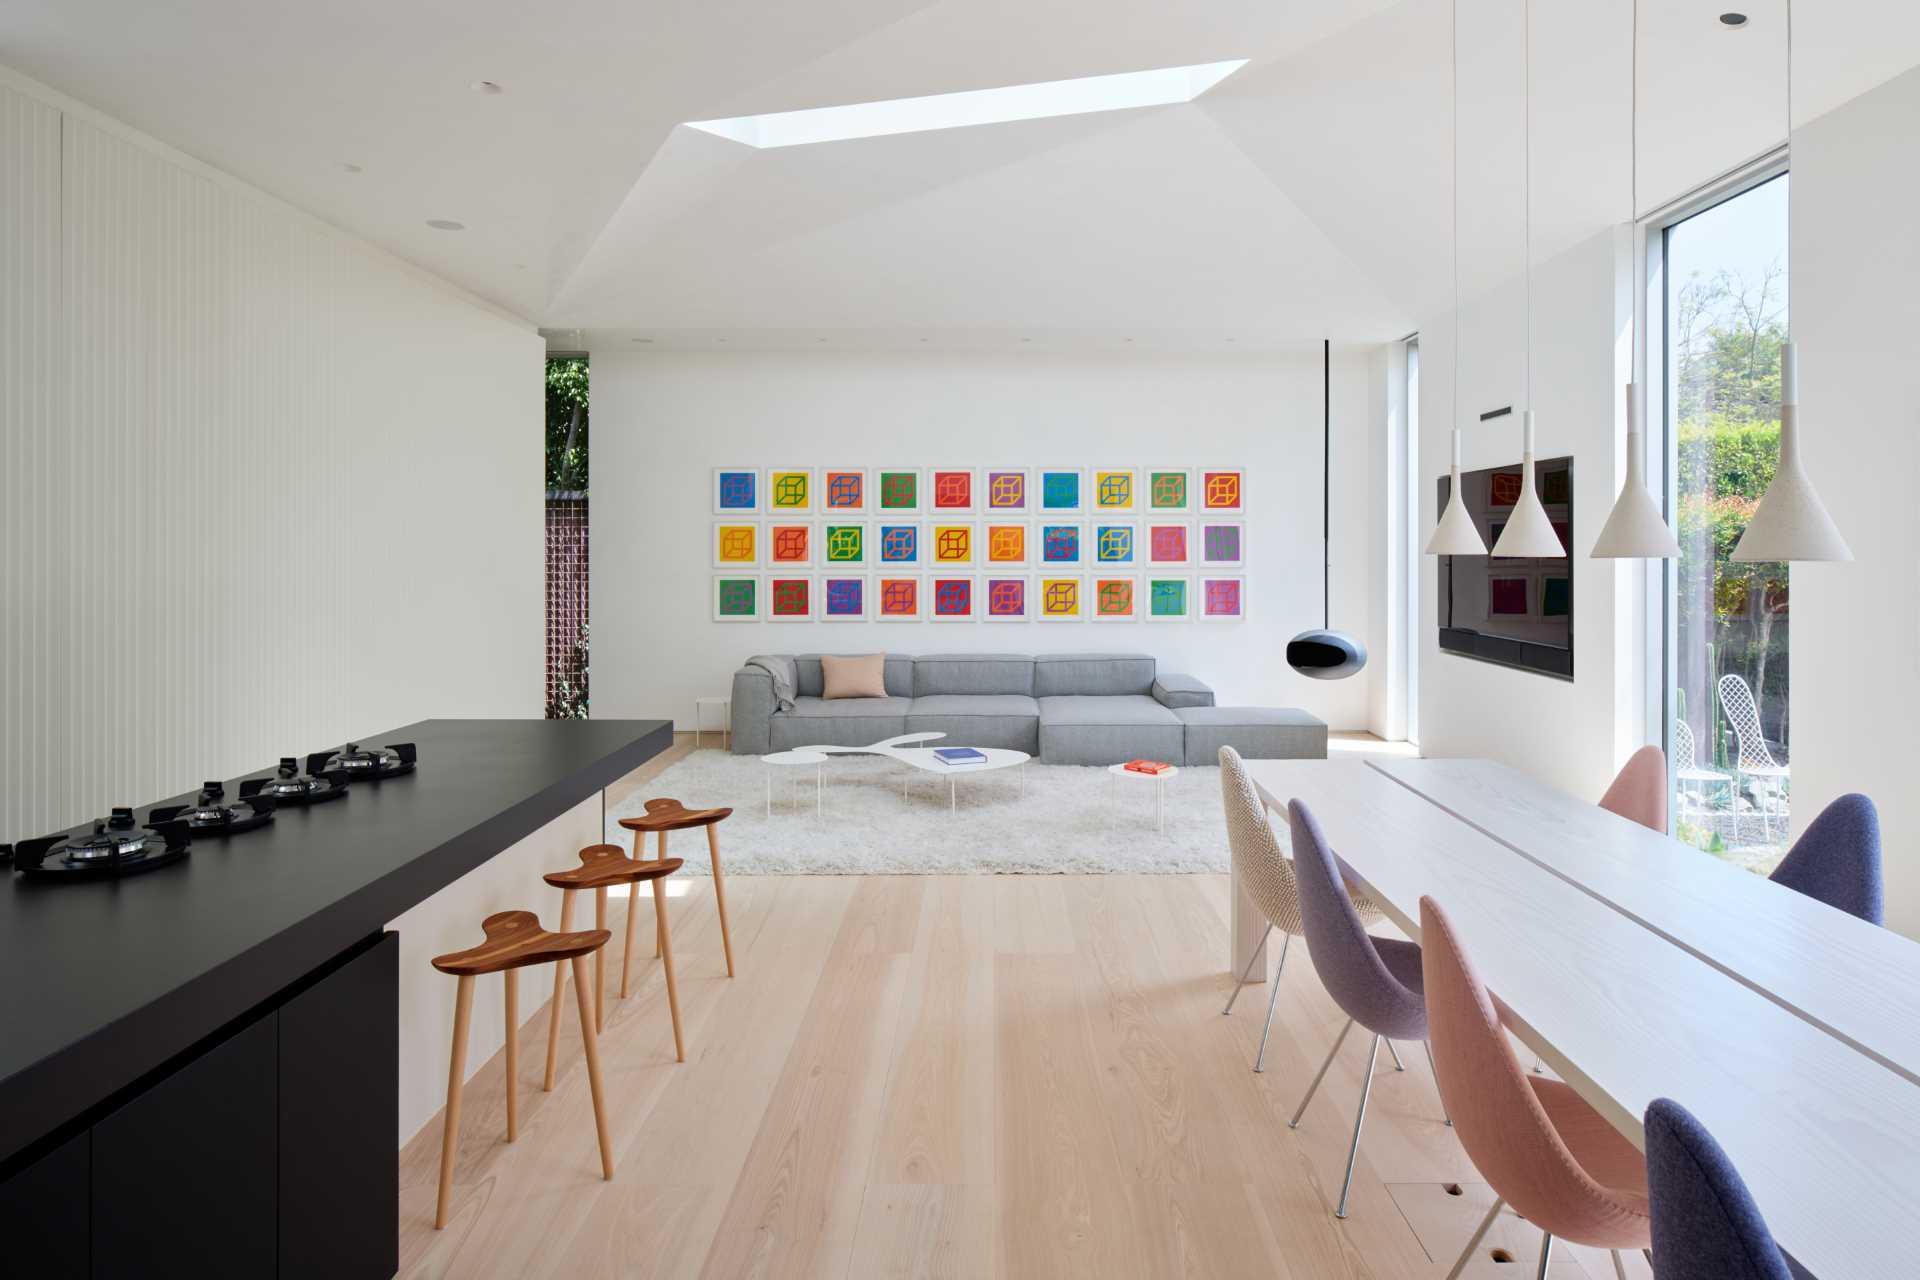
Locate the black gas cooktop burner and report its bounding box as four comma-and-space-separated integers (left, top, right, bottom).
148, 781, 276, 836
308, 742, 416, 781
7, 808, 192, 881
240, 758, 349, 806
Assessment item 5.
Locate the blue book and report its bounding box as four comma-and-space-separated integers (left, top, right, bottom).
932, 747, 988, 765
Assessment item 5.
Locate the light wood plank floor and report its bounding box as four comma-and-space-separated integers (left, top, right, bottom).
401, 739, 1650, 1279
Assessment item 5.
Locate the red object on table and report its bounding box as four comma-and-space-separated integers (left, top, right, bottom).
1123, 759, 1173, 776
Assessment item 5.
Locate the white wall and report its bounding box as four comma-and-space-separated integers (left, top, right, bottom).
1790, 65, 1920, 939
0, 69, 545, 838
590, 348, 1375, 729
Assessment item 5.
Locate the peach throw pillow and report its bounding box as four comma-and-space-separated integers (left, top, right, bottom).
821, 654, 888, 700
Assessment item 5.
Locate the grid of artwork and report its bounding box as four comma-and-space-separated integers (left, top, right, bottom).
709, 467, 1246, 623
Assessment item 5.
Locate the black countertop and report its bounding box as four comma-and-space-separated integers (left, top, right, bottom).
0, 718, 672, 1167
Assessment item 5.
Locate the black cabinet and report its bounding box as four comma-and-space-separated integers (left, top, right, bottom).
0, 1129, 90, 1277
279, 932, 398, 1279
92, 1013, 278, 1277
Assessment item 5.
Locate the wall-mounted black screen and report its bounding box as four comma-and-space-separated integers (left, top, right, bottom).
1437, 455, 1573, 679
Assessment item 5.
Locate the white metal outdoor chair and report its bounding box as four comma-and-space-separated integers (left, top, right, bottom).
1717, 674, 1789, 844
1673, 718, 1735, 821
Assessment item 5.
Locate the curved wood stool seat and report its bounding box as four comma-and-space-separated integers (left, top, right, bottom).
618, 798, 738, 980
543, 845, 688, 1091
431, 912, 615, 1229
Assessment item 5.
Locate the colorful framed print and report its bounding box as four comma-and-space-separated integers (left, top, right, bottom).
713, 467, 759, 515
982, 575, 1030, 623
1147, 521, 1191, 566
984, 522, 1028, 567
929, 574, 976, 621
713, 575, 759, 622
931, 522, 975, 567
712, 522, 759, 569
767, 522, 813, 568
820, 467, 868, 513
1093, 521, 1138, 566
1198, 520, 1244, 569
1037, 467, 1084, 514
1037, 575, 1083, 621
1037, 522, 1084, 567
929, 468, 976, 514
875, 466, 923, 515
821, 520, 868, 567
875, 575, 924, 622
1145, 466, 1192, 513
765, 574, 813, 621
819, 574, 869, 622
765, 466, 813, 514
1199, 466, 1245, 515
1199, 575, 1246, 622
1145, 575, 1191, 622
984, 467, 1030, 513
1091, 575, 1138, 622
875, 521, 922, 567
1092, 468, 1137, 513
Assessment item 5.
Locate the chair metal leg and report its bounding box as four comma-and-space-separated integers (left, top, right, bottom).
1534, 1233, 1554, 1279
1333, 1035, 1382, 1218
1611, 1249, 1630, 1280
1386, 1039, 1406, 1071
1422, 1040, 1453, 1126
1221, 923, 1273, 1015
1445, 1198, 1505, 1280
1253, 960, 1285, 1073
1290, 1018, 1355, 1128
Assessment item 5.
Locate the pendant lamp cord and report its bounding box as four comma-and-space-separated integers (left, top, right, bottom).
1524, 0, 1532, 415
1785, 0, 1793, 346
1323, 336, 1331, 630
1451, 0, 1460, 442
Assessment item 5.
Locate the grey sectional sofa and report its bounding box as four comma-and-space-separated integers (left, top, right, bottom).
728, 653, 1327, 766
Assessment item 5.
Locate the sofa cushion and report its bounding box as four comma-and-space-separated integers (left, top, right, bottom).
1175, 706, 1327, 766
794, 654, 914, 698
769, 696, 911, 750
912, 653, 1035, 698
907, 694, 1040, 753
821, 653, 887, 700
1151, 674, 1215, 709
1037, 694, 1183, 766
1032, 653, 1157, 698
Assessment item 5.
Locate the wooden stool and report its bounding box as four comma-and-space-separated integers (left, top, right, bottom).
618, 799, 737, 978
430, 911, 614, 1229
543, 845, 687, 1080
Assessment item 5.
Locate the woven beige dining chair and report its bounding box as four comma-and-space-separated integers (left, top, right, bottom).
1218, 745, 1390, 1073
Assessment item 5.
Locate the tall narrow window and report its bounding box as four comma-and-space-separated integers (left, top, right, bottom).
546, 355, 589, 718
1662, 174, 1789, 868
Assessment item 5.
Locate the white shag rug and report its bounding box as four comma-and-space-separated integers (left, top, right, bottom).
605, 749, 1227, 875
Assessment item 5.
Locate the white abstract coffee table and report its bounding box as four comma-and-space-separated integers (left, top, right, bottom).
790, 733, 1029, 812
760, 748, 828, 816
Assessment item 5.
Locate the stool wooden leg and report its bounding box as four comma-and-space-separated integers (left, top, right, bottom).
594, 886, 608, 1033
707, 824, 736, 978
652, 874, 686, 1062
570, 954, 616, 1180
621, 882, 640, 998
543, 889, 576, 1091
654, 830, 667, 958
503, 968, 519, 1143
434, 974, 475, 1229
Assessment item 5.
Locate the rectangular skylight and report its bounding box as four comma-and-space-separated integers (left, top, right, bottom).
684, 60, 1247, 149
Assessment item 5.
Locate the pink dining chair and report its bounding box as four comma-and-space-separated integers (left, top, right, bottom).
1599, 745, 1667, 833
1420, 895, 1650, 1279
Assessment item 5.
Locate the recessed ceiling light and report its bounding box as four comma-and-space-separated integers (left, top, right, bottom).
631, 337, 653, 343
470, 80, 504, 95
425, 219, 464, 231
339, 162, 363, 174
685, 59, 1247, 149
1719, 12, 1748, 26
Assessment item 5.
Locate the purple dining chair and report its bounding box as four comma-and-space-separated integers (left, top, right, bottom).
1286, 799, 1449, 1219
1768, 793, 1882, 925
1646, 1098, 1812, 1280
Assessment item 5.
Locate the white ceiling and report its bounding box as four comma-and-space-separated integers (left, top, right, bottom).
5, 0, 1916, 349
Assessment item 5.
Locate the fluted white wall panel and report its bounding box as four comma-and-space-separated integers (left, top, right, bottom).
1, 77, 543, 839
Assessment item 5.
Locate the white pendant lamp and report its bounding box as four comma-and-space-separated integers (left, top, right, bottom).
1425, 0, 1489, 558
1592, 0, 1680, 560
1488, 0, 1564, 561
1730, 0, 1850, 563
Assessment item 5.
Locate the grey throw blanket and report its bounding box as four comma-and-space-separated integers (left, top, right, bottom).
747, 655, 797, 711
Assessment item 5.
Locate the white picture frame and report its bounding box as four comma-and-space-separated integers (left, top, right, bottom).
872, 519, 924, 569
764, 521, 815, 569
764, 465, 815, 516
927, 466, 978, 516
873, 575, 926, 622
926, 574, 978, 622
712, 466, 760, 516
928, 520, 976, 568
817, 465, 870, 515
1143, 465, 1193, 515
1197, 520, 1245, 569
981, 574, 1032, 623
712, 574, 761, 622
762, 573, 815, 622
1143, 575, 1193, 623
1089, 466, 1140, 515
872, 465, 925, 516
1089, 574, 1140, 623
1091, 520, 1140, 569
1034, 520, 1086, 568
1034, 574, 1085, 622
1197, 465, 1246, 517
712, 520, 761, 570
981, 465, 1032, 515
819, 518, 871, 570
1145, 520, 1193, 568
1198, 575, 1247, 622
1035, 466, 1087, 516
817, 573, 871, 622
980, 520, 1031, 569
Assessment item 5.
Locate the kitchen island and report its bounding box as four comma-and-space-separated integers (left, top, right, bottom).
0, 717, 672, 1279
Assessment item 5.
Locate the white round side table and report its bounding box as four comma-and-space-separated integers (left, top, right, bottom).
1107, 762, 1179, 833
760, 749, 827, 816
694, 696, 731, 749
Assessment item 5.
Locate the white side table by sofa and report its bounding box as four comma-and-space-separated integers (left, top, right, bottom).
1108, 762, 1178, 833
694, 697, 731, 749
760, 749, 827, 816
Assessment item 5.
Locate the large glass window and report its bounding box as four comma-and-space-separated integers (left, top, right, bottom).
1662, 174, 1790, 869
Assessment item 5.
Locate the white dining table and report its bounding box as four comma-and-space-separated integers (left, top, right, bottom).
1240, 758, 1920, 1280
1372, 756, 1920, 1086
